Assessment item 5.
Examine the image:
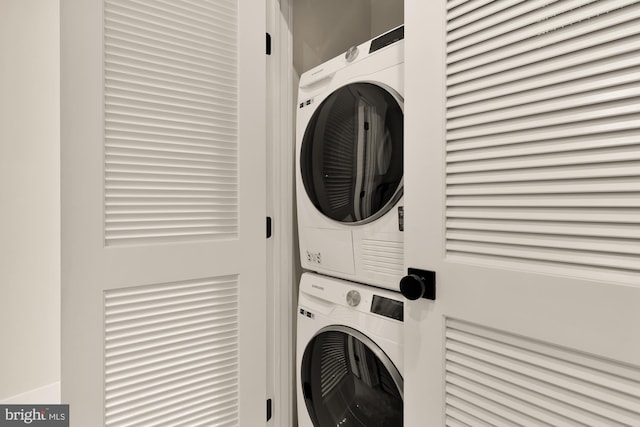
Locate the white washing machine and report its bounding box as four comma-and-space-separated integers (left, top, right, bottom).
296, 26, 405, 291
297, 273, 403, 427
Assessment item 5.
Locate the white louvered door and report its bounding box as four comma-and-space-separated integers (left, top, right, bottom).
404, 1, 640, 425
61, 1, 266, 426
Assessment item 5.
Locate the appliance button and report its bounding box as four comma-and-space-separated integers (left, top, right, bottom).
346, 290, 361, 307
345, 46, 359, 62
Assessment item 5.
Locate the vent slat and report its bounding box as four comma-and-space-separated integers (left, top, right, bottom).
448, 146, 640, 173
448, 66, 640, 116
447, 219, 640, 239
448, 86, 640, 131
447, 394, 524, 427
105, 0, 236, 41
106, 312, 237, 347
448, 32, 640, 93
448, 99, 640, 141
104, 0, 237, 245
105, 360, 236, 399
447, 383, 552, 426
447, 196, 640, 208
448, 1, 637, 67
105, 275, 239, 427
447, 230, 640, 258
104, 12, 231, 52
448, 132, 640, 162
446, 0, 640, 282
447, 240, 640, 272
361, 239, 404, 276
447, 0, 546, 39
105, 36, 236, 74
446, 405, 494, 427
447, 179, 640, 196
448, 15, 640, 85
445, 320, 640, 425
448, 373, 582, 427
447, 207, 640, 222
447, 0, 503, 23
447, 358, 637, 425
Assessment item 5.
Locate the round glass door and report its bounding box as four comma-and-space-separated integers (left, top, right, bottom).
301, 83, 403, 224
301, 326, 403, 427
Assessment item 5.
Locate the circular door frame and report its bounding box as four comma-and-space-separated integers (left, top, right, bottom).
300, 324, 404, 426
299, 81, 405, 226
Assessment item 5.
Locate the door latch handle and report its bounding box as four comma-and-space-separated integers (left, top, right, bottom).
400, 268, 436, 300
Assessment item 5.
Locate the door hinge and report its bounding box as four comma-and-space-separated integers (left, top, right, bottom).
266, 216, 272, 239
266, 398, 273, 421
266, 32, 272, 55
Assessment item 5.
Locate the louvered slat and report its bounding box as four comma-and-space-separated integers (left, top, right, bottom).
361, 239, 404, 275
105, 276, 239, 427
445, 319, 640, 426
447, 0, 564, 43
104, 0, 238, 245
445, 0, 640, 282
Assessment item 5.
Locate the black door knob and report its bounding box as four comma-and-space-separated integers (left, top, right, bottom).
400, 268, 436, 300
400, 274, 426, 300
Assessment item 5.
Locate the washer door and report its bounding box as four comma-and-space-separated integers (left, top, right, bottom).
301, 326, 403, 427
301, 83, 403, 224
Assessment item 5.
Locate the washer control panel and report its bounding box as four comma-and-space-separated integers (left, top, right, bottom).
299, 273, 403, 322
299, 308, 314, 319
371, 295, 403, 322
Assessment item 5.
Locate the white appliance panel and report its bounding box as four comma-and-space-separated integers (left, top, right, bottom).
296, 27, 405, 290
296, 273, 404, 427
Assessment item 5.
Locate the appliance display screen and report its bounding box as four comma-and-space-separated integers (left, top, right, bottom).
371, 296, 403, 322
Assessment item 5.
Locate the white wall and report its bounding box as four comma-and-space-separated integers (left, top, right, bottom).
371, 0, 404, 37
0, 0, 60, 401
293, 0, 371, 74
293, 0, 404, 74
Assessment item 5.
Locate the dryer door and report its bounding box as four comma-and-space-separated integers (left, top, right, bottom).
300, 83, 403, 224
301, 325, 403, 427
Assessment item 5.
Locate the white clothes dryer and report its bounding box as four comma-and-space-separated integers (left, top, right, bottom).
297, 273, 403, 427
296, 26, 405, 291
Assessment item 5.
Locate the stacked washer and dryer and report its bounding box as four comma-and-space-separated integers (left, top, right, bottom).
295, 26, 406, 427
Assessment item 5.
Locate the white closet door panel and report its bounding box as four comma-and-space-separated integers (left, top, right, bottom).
404, 1, 640, 426
62, 0, 266, 426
